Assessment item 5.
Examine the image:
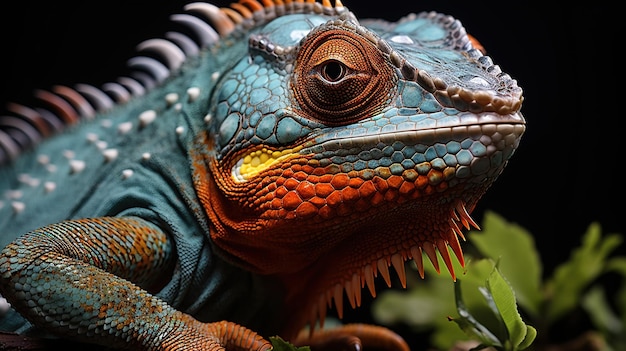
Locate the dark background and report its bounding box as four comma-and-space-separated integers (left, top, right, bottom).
0, 0, 622, 347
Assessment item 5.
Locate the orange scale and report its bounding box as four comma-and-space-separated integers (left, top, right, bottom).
300, 164, 317, 174
314, 183, 334, 197
283, 178, 299, 190
370, 192, 385, 206
383, 189, 399, 201
371, 176, 389, 192
308, 196, 327, 207
387, 175, 404, 189
357, 181, 377, 198
318, 174, 333, 183
340, 186, 360, 202
330, 173, 350, 189
270, 198, 282, 210
399, 181, 416, 196
274, 176, 286, 186
311, 167, 328, 176
423, 186, 435, 195
318, 205, 333, 219
325, 191, 343, 207
295, 181, 316, 199
282, 192, 303, 210
305, 174, 320, 184
409, 189, 422, 200
415, 175, 429, 189
283, 210, 297, 220
347, 176, 364, 188
436, 182, 449, 192
293, 171, 309, 181
274, 186, 289, 198
281, 168, 295, 179
295, 202, 318, 218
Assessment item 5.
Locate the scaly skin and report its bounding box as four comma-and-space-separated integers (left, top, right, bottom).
0, 0, 525, 350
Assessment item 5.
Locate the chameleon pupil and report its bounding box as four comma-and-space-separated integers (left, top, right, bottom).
322, 61, 344, 82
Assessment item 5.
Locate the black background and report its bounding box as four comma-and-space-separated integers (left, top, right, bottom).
0, 0, 622, 347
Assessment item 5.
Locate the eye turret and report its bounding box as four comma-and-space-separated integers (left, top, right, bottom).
292, 26, 396, 125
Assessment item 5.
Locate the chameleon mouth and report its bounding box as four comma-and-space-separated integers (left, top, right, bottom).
231, 116, 525, 184
306, 199, 478, 331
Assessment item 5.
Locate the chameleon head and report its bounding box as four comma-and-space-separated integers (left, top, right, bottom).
190, 8, 525, 336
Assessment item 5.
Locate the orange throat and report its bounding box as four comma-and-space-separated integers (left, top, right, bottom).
274, 199, 480, 339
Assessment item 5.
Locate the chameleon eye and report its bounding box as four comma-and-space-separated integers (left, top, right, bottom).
292, 27, 396, 125
318, 60, 347, 83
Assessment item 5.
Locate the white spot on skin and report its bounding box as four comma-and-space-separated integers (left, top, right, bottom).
101, 119, 113, 128
174, 103, 182, 111
11, 201, 25, 214
17, 174, 40, 187
211, 72, 220, 81
187, 87, 200, 102
142, 153, 151, 160
176, 126, 185, 135
44, 181, 56, 193
204, 114, 212, 123
0, 296, 11, 313
86, 133, 99, 143
69, 160, 86, 174
63, 150, 75, 160
46, 164, 57, 173
121, 169, 134, 179
96, 141, 108, 150
390, 35, 414, 44
102, 149, 119, 163
165, 93, 179, 106
118, 122, 133, 134
5, 190, 22, 200
37, 155, 50, 165
138, 110, 157, 127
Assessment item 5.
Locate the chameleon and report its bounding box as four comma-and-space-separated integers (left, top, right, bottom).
0, 0, 525, 350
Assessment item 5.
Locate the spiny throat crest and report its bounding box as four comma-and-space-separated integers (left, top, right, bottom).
305, 199, 479, 332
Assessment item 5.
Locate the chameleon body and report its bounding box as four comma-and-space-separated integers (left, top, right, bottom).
0, 0, 525, 350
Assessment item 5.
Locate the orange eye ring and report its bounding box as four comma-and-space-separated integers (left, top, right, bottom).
292, 27, 397, 125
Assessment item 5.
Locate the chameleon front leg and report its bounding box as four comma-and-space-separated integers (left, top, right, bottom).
0, 217, 271, 350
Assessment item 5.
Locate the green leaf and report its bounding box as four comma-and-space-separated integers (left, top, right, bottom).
469, 211, 542, 316
486, 266, 528, 348
581, 286, 623, 335
605, 256, 626, 332
517, 325, 537, 350
606, 256, 626, 276
269, 336, 311, 351
544, 223, 622, 323
451, 279, 501, 347
451, 261, 536, 351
